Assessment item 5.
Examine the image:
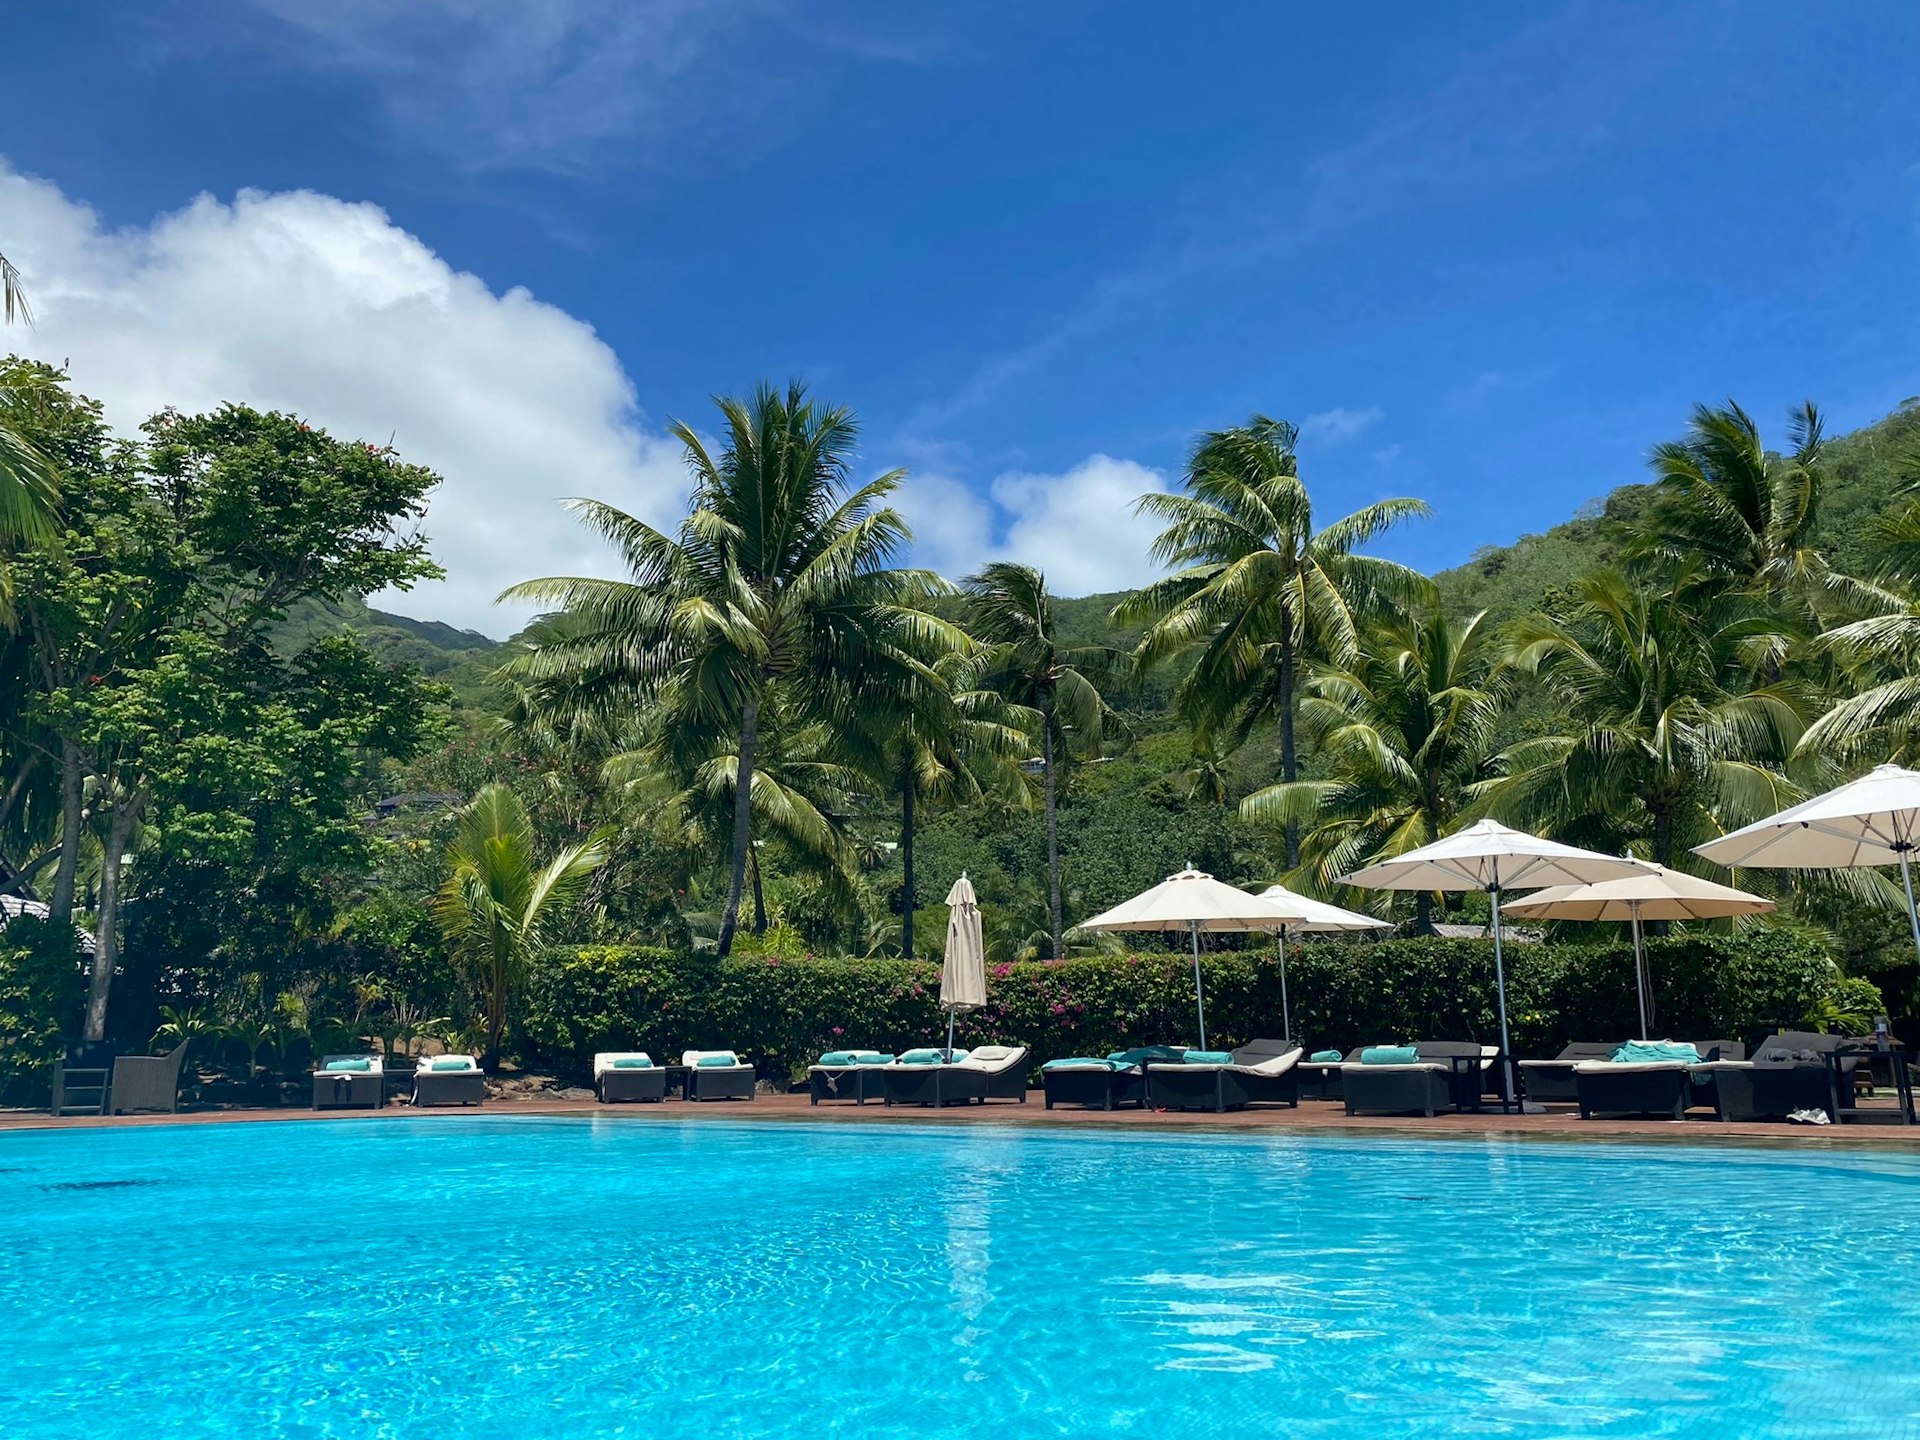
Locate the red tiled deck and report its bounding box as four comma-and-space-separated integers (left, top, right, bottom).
5, 1090, 1916, 1147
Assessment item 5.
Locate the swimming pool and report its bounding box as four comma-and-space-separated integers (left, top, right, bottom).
2, 1117, 1915, 1439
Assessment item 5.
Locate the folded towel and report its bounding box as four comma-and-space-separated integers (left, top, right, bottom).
1106, 1045, 1186, 1066
1610, 1040, 1701, 1065
1182, 1050, 1233, 1065
1361, 1045, 1419, 1065
429, 1058, 474, 1072
898, 1048, 945, 1065
697, 1054, 739, 1068
323, 1058, 372, 1072
1042, 1058, 1114, 1071
852, 1053, 894, 1065
817, 1051, 856, 1066
612, 1057, 653, 1069
1310, 1049, 1344, 1063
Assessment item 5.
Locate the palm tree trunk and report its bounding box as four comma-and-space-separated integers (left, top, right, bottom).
750, 846, 766, 934
717, 694, 761, 957
50, 739, 82, 922
901, 779, 916, 958
1279, 629, 1299, 868
487, 930, 508, 1070
1415, 890, 1434, 935
1041, 682, 1062, 960
83, 803, 136, 1042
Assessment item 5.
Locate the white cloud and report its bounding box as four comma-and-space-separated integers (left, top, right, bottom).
1298, 405, 1384, 446
0, 163, 688, 634
898, 454, 1170, 597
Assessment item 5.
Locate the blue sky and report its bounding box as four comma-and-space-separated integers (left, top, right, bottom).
2, 1, 1916, 632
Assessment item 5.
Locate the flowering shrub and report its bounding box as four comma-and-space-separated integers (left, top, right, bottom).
520, 930, 1836, 1085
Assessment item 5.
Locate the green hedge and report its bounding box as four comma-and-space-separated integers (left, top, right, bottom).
0, 916, 86, 1105
521, 932, 1842, 1084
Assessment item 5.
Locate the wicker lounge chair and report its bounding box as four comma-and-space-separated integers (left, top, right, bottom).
1573, 1039, 1740, 1119
880, 1050, 988, 1107
807, 1051, 893, 1104
413, 1054, 487, 1107
108, 1041, 190, 1115
1706, 1032, 1856, 1122
311, 1053, 385, 1110
683, 1049, 756, 1101
1147, 1041, 1304, 1112
1041, 1059, 1145, 1110
953, 1044, 1031, 1101
1340, 1047, 1455, 1117
50, 1040, 115, 1116
1517, 1042, 1622, 1104
595, 1052, 667, 1103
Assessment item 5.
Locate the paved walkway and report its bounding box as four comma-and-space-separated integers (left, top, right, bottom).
5, 1090, 1916, 1147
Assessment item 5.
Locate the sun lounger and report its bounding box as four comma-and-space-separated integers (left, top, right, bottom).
108, 1041, 190, 1115
594, 1052, 667, 1102
879, 1049, 988, 1107
1340, 1045, 1456, 1117
312, 1053, 385, 1109
807, 1051, 894, 1104
1041, 1058, 1146, 1110
1572, 1039, 1740, 1119
1706, 1032, 1857, 1122
1517, 1042, 1622, 1104
952, 1044, 1031, 1102
413, 1054, 487, 1107
683, 1049, 756, 1101
1147, 1041, 1304, 1112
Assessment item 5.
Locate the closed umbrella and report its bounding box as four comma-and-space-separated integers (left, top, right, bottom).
1342, 820, 1650, 1096
940, 874, 987, 1060
1694, 763, 1920, 971
1501, 868, 1773, 1039
1077, 866, 1298, 1051
1253, 883, 1391, 1043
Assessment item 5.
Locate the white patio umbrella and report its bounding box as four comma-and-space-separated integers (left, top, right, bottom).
1341, 820, 1651, 1092
1694, 763, 1920, 971
1077, 866, 1299, 1051
940, 874, 987, 1060
1501, 868, 1774, 1039
1253, 883, 1391, 1043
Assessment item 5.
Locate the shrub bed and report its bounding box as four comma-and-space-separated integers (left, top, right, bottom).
521, 932, 1845, 1084
0, 916, 87, 1106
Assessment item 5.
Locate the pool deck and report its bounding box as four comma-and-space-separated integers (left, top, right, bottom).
5, 1090, 1917, 1146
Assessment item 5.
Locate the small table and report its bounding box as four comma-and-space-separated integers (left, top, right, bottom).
1441, 1054, 1516, 1115
661, 1064, 691, 1100
1828, 1047, 1915, 1125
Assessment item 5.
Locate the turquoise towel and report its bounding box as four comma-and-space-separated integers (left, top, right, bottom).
898, 1048, 945, 1065
1310, 1049, 1343, 1063
1106, 1045, 1185, 1066
429, 1058, 472, 1072
1361, 1045, 1419, 1065
817, 1051, 855, 1066
1610, 1040, 1701, 1064
1182, 1050, 1233, 1065
323, 1058, 371, 1072
1042, 1058, 1114, 1071
852, 1053, 893, 1065
697, 1054, 738, 1068
612, 1057, 652, 1069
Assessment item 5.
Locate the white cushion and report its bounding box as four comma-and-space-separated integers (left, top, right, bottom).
1243, 1047, 1303, 1075
416, 1054, 477, 1072
314, 1054, 383, 1076
681, 1049, 740, 1068
593, 1051, 653, 1079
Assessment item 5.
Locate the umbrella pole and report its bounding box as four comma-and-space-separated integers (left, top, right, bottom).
1631, 906, 1649, 1041
945, 1007, 956, 1063
1488, 880, 1515, 1105
1191, 921, 1207, 1052
1901, 849, 1920, 973
1278, 925, 1291, 1044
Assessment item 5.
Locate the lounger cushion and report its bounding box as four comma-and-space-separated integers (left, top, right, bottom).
1182, 1050, 1233, 1065
1362, 1045, 1419, 1065
1310, 1049, 1343, 1063
968, 1045, 1018, 1063
1610, 1040, 1701, 1064
323, 1058, 372, 1072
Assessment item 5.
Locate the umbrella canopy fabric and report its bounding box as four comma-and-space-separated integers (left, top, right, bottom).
1693, 764, 1920, 869
1253, 883, 1392, 932
939, 874, 987, 1012
1342, 819, 1652, 892
1078, 867, 1297, 1052
1078, 867, 1300, 932
1500, 868, 1775, 923
1501, 867, 1772, 1040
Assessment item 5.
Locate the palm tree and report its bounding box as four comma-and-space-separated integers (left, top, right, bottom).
1244, 607, 1501, 929
963, 562, 1120, 959
501, 381, 957, 956
1486, 568, 1803, 865
432, 784, 609, 1066
0, 251, 26, 325
1118, 414, 1430, 864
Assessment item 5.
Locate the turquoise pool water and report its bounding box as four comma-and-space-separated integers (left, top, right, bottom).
2, 1117, 1916, 1439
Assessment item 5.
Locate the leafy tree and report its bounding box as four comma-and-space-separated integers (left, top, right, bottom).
963, 562, 1121, 958
1119, 414, 1430, 864
432, 783, 608, 1066
1244, 607, 1501, 928
502, 381, 956, 956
